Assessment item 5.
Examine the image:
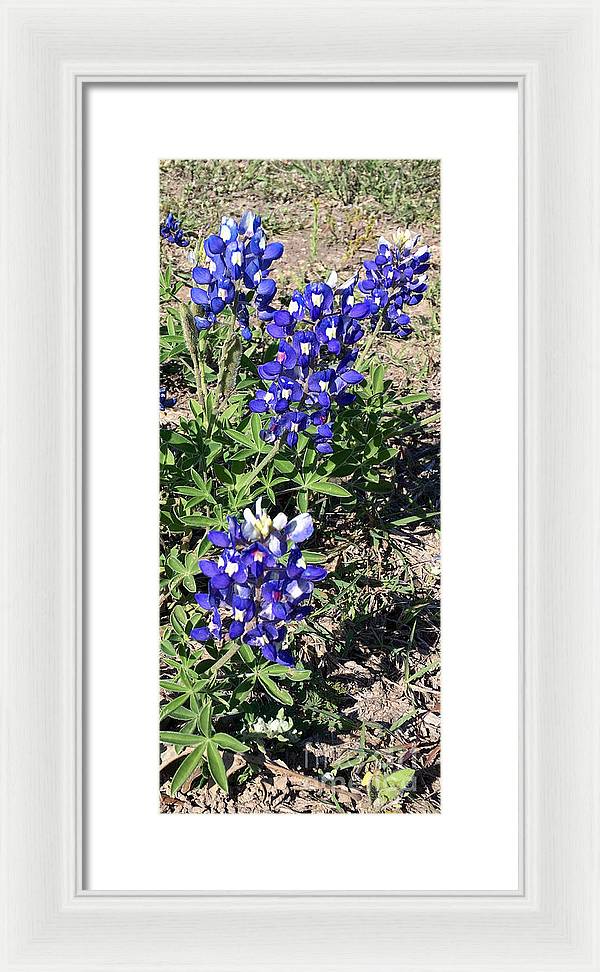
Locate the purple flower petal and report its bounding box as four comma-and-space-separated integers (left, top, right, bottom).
207, 530, 230, 548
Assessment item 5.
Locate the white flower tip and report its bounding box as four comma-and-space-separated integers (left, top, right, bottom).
272, 512, 288, 531
326, 270, 338, 288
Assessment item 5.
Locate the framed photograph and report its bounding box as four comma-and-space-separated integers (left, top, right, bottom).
2, 1, 599, 970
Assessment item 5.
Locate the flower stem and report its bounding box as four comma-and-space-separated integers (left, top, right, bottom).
358, 316, 385, 367
208, 641, 239, 675
248, 440, 281, 485
195, 334, 210, 420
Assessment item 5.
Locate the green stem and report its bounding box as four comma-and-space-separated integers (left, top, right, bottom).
195, 334, 210, 420
358, 316, 385, 368
246, 440, 281, 488
208, 641, 239, 675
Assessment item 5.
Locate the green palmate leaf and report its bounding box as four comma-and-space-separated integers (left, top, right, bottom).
206, 740, 229, 793
226, 429, 256, 449
171, 743, 207, 796
274, 458, 295, 474
168, 705, 195, 720
261, 662, 309, 681
161, 731, 207, 746
160, 679, 190, 693
310, 480, 352, 498
191, 467, 211, 490
211, 733, 249, 753
212, 463, 234, 485
160, 693, 191, 719
237, 642, 256, 665
258, 673, 293, 706
233, 676, 255, 703
372, 363, 384, 394
250, 412, 263, 451
199, 699, 212, 736
170, 605, 187, 636
279, 667, 311, 682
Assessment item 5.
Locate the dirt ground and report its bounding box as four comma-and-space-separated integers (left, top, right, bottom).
159, 160, 440, 813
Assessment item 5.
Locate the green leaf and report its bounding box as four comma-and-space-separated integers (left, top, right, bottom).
406, 656, 440, 684
199, 699, 212, 736
237, 642, 255, 665
225, 429, 256, 449
211, 733, 249, 753
372, 363, 384, 394
280, 667, 311, 682
160, 679, 190, 693
299, 550, 328, 564
384, 768, 415, 790
189, 398, 203, 419
179, 514, 214, 528
206, 740, 229, 793
389, 708, 417, 731
233, 676, 255, 703
171, 743, 207, 796
258, 673, 293, 706
160, 693, 190, 719
170, 605, 187, 636
390, 511, 439, 527
332, 751, 365, 771
310, 480, 352, 498
161, 731, 207, 746
397, 393, 429, 405
274, 458, 295, 474
250, 412, 263, 450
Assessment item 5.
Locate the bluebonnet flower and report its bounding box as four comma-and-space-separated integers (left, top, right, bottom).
189, 211, 285, 340
160, 212, 190, 248
248, 276, 367, 453
249, 229, 428, 453
191, 501, 325, 667
159, 387, 177, 410
354, 230, 430, 337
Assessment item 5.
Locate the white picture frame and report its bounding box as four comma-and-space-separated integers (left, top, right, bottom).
1, 1, 599, 969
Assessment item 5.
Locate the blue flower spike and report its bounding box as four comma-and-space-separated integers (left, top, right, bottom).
191, 500, 326, 668
248, 225, 428, 454
160, 212, 190, 248
189, 211, 285, 340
